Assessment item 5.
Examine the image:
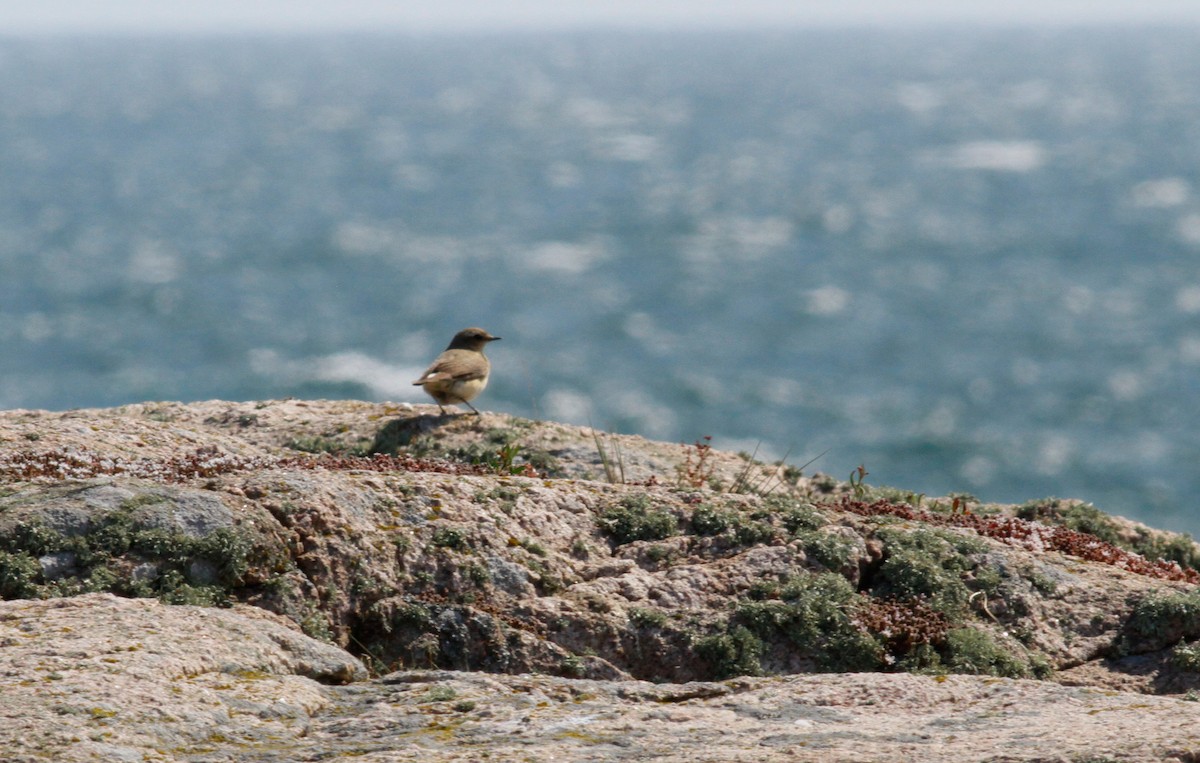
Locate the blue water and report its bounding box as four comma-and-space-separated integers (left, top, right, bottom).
3, 28, 1200, 534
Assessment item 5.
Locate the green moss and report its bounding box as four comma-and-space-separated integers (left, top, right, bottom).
628, 607, 667, 628
690, 505, 732, 536
299, 607, 334, 642
143, 526, 252, 586
390, 535, 412, 555
120, 493, 169, 510
688, 503, 775, 547
1119, 589, 1200, 653
1013, 496, 1200, 572
972, 565, 1004, 597
762, 495, 827, 534
732, 520, 775, 546
560, 655, 587, 678
643, 543, 674, 564
1028, 653, 1055, 679
895, 627, 1035, 679
82, 564, 124, 593
1128, 531, 1200, 572
0, 508, 263, 606
431, 527, 470, 550
1016, 499, 1121, 544
488, 486, 521, 503
871, 528, 986, 616
0, 551, 42, 598
463, 561, 491, 586
519, 539, 547, 557
746, 579, 782, 600
425, 685, 457, 702
389, 601, 433, 630
1027, 569, 1059, 596
694, 625, 763, 679
735, 572, 884, 672
794, 529, 857, 572
727, 566, 1032, 679
597, 495, 677, 545
0, 521, 65, 557
1172, 642, 1200, 672
940, 628, 1031, 678
156, 574, 231, 607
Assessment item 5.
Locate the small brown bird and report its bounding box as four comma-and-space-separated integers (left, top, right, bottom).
412, 327, 501, 415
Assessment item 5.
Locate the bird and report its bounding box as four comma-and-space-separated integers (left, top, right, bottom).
411, 327, 501, 415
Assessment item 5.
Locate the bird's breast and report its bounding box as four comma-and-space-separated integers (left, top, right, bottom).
449, 376, 488, 402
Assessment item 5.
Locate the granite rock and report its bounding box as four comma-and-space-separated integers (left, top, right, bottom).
2, 399, 1200, 760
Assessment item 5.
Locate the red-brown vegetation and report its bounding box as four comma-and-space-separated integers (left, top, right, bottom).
836, 498, 1200, 584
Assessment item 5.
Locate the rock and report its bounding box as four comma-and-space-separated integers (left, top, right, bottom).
485, 554, 538, 597
2, 594, 1200, 762
131, 561, 159, 582
37, 551, 77, 579
124, 486, 234, 536
186, 558, 219, 585
3, 399, 1200, 760
0, 593, 365, 763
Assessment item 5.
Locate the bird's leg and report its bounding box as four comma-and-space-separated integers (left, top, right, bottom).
463, 401, 481, 416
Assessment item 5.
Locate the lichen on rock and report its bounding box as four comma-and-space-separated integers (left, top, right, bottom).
3, 399, 1200, 760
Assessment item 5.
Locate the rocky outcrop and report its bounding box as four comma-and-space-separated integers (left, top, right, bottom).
6, 593, 1200, 762
0, 593, 364, 762
2, 399, 1200, 760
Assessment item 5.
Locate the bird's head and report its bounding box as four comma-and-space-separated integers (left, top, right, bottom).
447, 327, 501, 351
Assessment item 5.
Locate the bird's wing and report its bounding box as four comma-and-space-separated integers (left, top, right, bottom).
412, 350, 487, 385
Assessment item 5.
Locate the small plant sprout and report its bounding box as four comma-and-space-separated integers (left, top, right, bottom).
588, 419, 626, 484
729, 442, 766, 494
849, 464, 869, 498
734, 447, 829, 497
677, 436, 715, 489
596, 495, 677, 545
951, 496, 973, 516
494, 442, 536, 476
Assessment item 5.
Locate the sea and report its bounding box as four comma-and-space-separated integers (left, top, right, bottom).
3, 26, 1200, 534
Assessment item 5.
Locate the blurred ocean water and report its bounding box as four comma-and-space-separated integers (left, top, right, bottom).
3, 28, 1200, 532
